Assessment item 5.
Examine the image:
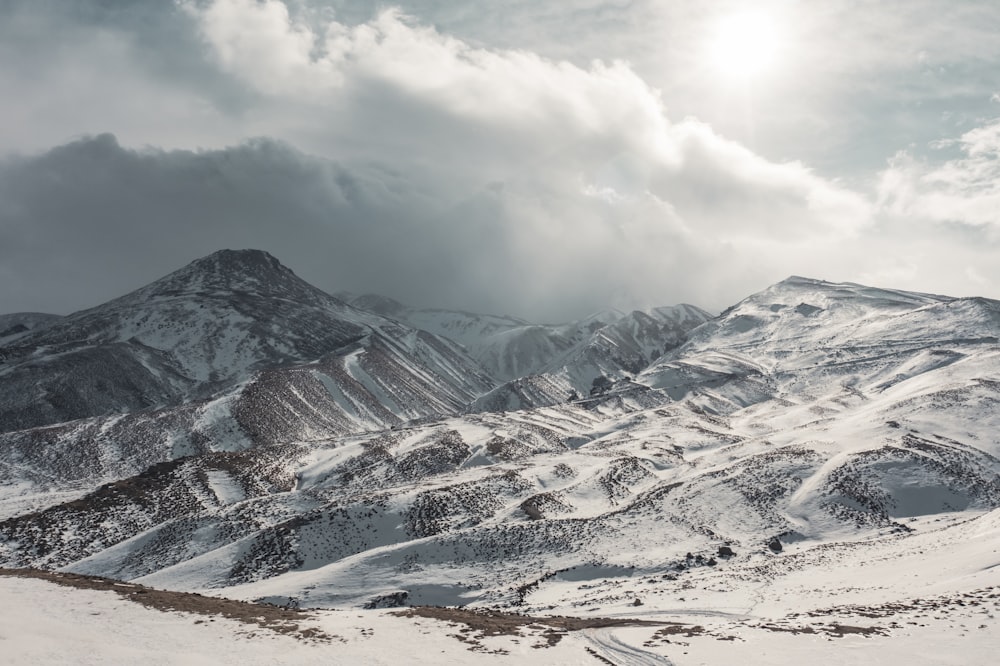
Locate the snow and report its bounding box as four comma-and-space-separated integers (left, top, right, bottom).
0, 483, 87, 522
0, 577, 317, 666
0, 312, 63, 345
2, 574, 998, 665
342, 348, 403, 416
205, 471, 246, 506
0, 576, 530, 665
312, 369, 361, 420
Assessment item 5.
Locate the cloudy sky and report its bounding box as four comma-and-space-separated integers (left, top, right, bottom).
2, 0, 999, 321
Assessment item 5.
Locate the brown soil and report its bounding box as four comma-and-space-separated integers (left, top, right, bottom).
650, 623, 706, 638
0, 567, 334, 641
394, 605, 667, 633
757, 622, 887, 638
392, 605, 671, 648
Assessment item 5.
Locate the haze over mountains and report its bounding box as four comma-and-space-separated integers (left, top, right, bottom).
2, 249, 999, 662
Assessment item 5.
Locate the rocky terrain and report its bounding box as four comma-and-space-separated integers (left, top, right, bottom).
1, 250, 999, 662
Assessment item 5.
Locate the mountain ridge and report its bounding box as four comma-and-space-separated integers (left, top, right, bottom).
2, 251, 998, 640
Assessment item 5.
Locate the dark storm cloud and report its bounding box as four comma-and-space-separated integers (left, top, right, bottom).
0, 134, 633, 317
0, 134, 429, 314
0, 0, 261, 153
0, 134, 667, 318
0, 131, 869, 321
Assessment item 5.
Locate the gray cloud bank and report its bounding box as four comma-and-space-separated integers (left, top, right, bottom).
1, 1, 999, 321
0, 132, 836, 320
3, 128, 997, 322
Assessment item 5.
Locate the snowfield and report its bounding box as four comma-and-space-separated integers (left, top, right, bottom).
1, 571, 997, 665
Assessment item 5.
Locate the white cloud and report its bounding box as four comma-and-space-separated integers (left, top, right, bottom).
184, 0, 871, 225
191, 0, 324, 94
186, 1, 669, 143
105, 0, 870, 316
878, 118, 1000, 231
650, 120, 872, 240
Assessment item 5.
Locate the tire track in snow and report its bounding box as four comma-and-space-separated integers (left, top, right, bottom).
583, 627, 674, 665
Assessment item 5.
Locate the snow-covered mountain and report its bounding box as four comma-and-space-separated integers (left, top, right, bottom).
2, 266, 998, 655
0, 250, 496, 434
340, 293, 608, 381
641, 275, 1000, 411
0, 250, 498, 515
341, 292, 713, 411
0, 251, 711, 520
342, 293, 534, 359
471, 303, 712, 411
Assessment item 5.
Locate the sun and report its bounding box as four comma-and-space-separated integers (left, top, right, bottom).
708, 11, 781, 80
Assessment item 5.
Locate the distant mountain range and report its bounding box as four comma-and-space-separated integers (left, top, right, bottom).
2, 249, 998, 625
338, 291, 713, 410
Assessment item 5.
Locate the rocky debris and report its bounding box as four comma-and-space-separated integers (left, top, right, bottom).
364, 591, 409, 609
393, 605, 667, 638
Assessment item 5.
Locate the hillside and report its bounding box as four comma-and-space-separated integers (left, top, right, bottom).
2, 258, 999, 663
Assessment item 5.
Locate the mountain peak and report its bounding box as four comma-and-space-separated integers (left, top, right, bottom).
187, 248, 286, 278
132, 248, 325, 302
776, 275, 830, 288
762, 275, 951, 309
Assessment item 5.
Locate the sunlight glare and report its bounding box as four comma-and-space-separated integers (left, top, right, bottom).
709, 11, 781, 80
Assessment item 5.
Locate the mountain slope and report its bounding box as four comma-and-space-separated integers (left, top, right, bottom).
0, 250, 366, 432
3, 274, 998, 634
0, 250, 496, 516
343, 292, 713, 411
0, 250, 498, 432
342, 293, 587, 381
640, 276, 999, 412
471, 304, 713, 411
0, 312, 62, 345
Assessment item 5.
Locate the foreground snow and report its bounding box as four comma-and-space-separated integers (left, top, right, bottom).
2, 575, 997, 665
